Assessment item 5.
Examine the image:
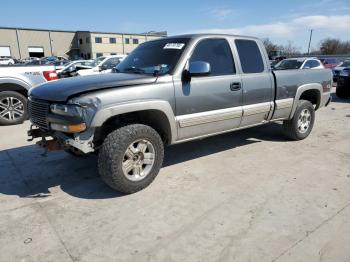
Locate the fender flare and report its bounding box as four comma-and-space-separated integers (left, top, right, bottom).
289, 83, 322, 118
90, 100, 177, 143
0, 77, 31, 91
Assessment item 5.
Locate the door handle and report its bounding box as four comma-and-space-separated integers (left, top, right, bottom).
230, 82, 241, 91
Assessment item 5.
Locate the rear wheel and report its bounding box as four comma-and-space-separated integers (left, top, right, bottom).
283, 100, 315, 140
0, 91, 27, 125
98, 124, 164, 194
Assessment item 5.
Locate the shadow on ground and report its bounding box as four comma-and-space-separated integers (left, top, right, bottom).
331, 93, 350, 104
1, 122, 287, 200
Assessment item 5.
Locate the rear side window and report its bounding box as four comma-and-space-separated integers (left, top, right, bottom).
235, 39, 264, 73
304, 60, 313, 68
190, 38, 235, 76
311, 60, 320, 68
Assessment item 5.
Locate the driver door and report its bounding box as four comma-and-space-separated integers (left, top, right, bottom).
174, 38, 243, 140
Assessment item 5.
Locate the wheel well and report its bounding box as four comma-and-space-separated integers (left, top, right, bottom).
299, 89, 321, 109
94, 110, 172, 147
0, 83, 28, 97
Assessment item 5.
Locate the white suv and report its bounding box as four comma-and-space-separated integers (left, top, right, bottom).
78, 55, 127, 76
274, 58, 324, 70
0, 57, 15, 65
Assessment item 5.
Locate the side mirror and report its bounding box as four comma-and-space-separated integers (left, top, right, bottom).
183, 61, 211, 82
189, 61, 211, 76
68, 65, 76, 72
98, 65, 107, 72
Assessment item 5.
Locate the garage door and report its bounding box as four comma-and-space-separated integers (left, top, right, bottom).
28, 47, 44, 58
0, 47, 11, 57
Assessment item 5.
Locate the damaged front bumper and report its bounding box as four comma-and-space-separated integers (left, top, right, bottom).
27, 125, 96, 154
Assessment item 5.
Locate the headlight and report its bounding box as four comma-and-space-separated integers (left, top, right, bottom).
50, 104, 83, 117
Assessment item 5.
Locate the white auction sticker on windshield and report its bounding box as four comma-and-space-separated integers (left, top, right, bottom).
163, 43, 185, 50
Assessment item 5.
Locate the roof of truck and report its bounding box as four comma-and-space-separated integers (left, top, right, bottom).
154, 33, 260, 40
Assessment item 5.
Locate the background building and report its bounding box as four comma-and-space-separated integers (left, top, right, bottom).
0, 26, 166, 59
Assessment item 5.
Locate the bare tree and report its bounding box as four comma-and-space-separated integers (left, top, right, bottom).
262, 38, 280, 54
280, 41, 301, 56
320, 38, 350, 55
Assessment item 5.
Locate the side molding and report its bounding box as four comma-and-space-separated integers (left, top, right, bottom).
177, 107, 242, 128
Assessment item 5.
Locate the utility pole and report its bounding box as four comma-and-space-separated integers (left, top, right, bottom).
307, 29, 313, 55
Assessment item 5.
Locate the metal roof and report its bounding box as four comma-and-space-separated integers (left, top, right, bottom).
0, 26, 167, 37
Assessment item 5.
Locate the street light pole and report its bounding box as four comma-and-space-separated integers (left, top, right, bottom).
307, 29, 313, 55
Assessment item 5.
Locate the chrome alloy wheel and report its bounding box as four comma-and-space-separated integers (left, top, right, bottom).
122, 139, 155, 181
0, 96, 24, 121
297, 108, 311, 133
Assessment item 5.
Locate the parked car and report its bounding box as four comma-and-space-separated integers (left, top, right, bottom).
0, 57, 15, 65
319, 58, 338, 69
332, 59, 350, 82
77, 55, 126, 76
23, 57, 40, 63
336, 67, 350, 98
25, 59, 50, 66
57, 60, 94, 78
273, 57, 324, 70
52, 60, 70, 71
27, 34, 332, 193
0, 65, 57, 125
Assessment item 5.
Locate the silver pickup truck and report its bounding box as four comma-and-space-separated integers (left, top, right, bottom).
27, 34, 332, 193
0, 65, 57, 125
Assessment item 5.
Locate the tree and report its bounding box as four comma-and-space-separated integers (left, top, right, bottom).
280, 41, 301, 56
320, 38, 350, 55
262, 38, 280, 55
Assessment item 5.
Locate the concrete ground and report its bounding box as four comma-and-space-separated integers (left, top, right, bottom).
0, 92, 350, 262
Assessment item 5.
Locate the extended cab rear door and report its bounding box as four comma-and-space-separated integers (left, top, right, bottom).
174, 37, 243, 140
233, 39, 274, 126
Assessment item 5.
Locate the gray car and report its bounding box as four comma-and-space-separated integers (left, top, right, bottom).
27, 34, 332, 193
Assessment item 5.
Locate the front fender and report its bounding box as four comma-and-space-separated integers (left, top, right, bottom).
90, 100, 177, 143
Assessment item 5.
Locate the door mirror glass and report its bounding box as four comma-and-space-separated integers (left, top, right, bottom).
189, 61, 211, 76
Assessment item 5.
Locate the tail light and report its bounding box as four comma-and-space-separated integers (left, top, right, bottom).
43, 70, 58, 81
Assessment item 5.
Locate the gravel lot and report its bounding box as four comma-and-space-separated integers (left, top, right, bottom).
0, 91, 349, 262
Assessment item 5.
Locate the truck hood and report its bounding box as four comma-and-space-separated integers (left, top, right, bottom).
29, 73, 157, 102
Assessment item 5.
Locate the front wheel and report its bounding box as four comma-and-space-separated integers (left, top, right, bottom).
0, 91, 27, 125
98, 124, 164, 194
283, 100, 315, 140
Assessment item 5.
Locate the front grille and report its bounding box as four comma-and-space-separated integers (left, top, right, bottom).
28, 98, 50, 129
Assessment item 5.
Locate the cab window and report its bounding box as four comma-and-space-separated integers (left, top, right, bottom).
190, 38, 235, 76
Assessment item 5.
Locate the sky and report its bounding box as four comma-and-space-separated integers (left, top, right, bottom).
1, 0, 350, 52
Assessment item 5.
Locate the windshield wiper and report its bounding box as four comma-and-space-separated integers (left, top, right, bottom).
122, 67, 146, 74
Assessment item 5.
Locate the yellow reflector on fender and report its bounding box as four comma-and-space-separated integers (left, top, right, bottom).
51, 123, 86, 133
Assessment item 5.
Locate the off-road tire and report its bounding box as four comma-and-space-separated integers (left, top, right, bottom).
336, 85, 349, 99
0, 91, 27, 125
98, 124, 164, 194
283, 100, 315, 140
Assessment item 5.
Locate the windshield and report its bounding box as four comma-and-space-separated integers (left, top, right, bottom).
274, 59, 303, 70
116, 38, 190, 75
339, 61, 350, 67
